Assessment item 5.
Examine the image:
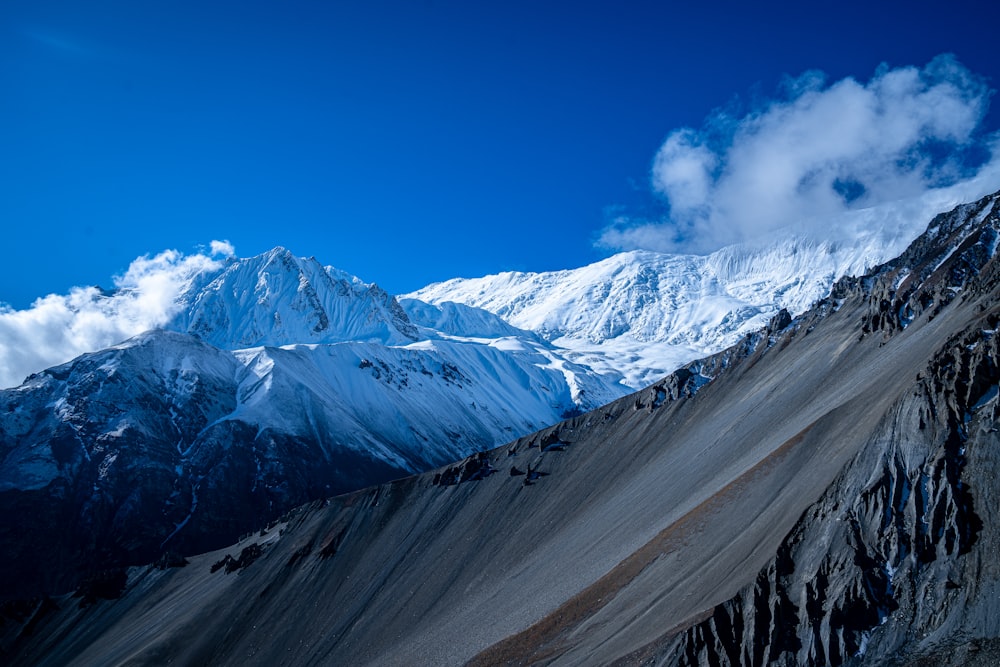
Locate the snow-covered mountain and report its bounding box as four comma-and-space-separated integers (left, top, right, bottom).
0, 250, 628, 596
167, 247, 420, 348
0, 199, 971, 599
154, 246, 627, 434
409, 233, 898, 387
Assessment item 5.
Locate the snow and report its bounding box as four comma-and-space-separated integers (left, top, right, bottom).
970, 384, 999, 413
161, 483, 199, 548
856, 631, 871, 657
0, 287, 629, 497
97, 451, 118, 479
408, 232, 895, 387
167, 247, 418, 349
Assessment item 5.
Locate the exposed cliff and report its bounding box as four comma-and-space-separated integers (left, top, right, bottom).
648, 192, 1000, 666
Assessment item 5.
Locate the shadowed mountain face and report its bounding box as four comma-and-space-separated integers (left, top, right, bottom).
4, 192, 1000, 666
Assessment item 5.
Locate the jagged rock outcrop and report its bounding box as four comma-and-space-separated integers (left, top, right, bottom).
832, 194, 1000, 338
653, 329, 999, 665
646, 193, 1000, 666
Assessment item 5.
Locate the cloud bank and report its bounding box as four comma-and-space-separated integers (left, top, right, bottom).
600, 55, 998, 254
0, 242, 234, 389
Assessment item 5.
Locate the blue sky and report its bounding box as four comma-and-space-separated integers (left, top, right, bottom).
2, 0, 999, 310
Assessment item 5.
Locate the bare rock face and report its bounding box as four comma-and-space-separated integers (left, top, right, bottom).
652, 193, 1000, 666
657, 326, 1000, 666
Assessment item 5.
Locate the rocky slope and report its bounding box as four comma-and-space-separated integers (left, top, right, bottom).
4, 194, 998, 665
654, 192, 1000, 666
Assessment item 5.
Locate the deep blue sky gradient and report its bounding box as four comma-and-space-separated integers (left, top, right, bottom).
2, 0, 999, 308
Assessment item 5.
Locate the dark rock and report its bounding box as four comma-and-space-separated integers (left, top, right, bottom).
72, 569, 127, 607
152, 552, 189, 570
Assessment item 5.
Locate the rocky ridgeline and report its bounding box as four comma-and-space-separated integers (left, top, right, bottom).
834, 194, 1000, 338
654, 193, 1000, 666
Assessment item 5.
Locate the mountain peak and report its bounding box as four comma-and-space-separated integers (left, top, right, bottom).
166, 248, 418, 348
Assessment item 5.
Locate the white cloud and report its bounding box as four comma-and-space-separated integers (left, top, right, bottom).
652, 129, 717, 219
600, 55, 998, 254
0, 248, 226, 389
210, 239, 236, 257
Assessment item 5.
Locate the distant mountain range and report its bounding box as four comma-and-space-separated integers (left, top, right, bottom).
409, 233, 899, 388
5, 191, 999, 666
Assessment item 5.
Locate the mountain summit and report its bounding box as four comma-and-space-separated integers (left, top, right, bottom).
168, 246, 419, 347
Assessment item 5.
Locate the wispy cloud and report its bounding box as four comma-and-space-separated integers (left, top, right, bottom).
599, 55, 998, 254
0, 244, 231, 389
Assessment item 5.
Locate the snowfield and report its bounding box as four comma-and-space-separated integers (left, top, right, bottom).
409, 231, 912, 387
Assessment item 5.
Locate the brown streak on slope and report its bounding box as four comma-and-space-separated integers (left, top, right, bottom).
467, 422, 817, 666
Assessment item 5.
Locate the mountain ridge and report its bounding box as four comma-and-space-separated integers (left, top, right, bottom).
408, 231, 907, 387
5, 192, 998, 665
168, 245, 420, 348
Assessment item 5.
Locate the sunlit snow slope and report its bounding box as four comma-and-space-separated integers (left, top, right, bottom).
410, 233, 903, 387
166, 246, 419, 347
